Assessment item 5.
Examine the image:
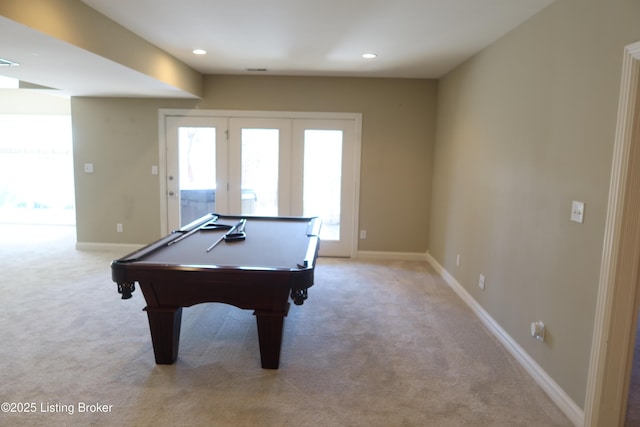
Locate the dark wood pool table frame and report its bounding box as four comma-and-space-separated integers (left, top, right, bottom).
111, 213, 321, 369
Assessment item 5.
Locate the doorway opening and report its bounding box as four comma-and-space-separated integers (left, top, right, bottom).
585, 40, 640, 426
0, 114, 75, 225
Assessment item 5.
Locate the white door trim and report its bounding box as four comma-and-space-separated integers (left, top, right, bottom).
585, 40, 640, 426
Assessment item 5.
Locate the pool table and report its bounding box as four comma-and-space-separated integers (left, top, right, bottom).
111, 213, 321, 369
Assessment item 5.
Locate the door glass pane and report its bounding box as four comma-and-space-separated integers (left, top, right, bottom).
303, 130, 342, 240
178, 127, 216, 226
241, 128, 279, 215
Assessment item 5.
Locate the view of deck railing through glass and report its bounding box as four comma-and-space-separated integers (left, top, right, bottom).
178, 126, 216, 226
241, 128, 278, 216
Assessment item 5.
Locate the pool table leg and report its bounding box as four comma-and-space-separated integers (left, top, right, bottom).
144, 306, 183, 364
254, 310, 288, 369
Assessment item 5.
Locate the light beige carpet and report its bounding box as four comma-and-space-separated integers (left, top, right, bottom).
0, 224, 572, 426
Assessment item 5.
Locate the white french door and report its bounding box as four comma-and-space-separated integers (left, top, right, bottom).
292, 119, 357, 257
165, 116, 228, 228
228, 118, 292, 216
161, 111, 361, 257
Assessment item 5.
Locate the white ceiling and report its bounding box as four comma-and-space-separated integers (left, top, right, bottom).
0, 0, 554, 97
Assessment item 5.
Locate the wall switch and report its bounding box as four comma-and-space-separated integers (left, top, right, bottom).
84, 163, 94, 173
570, 200, 585, 223
116, 223, 123, 233
360, 230, 367, 239
478, 274, 485, 290
151, 165, 158, 175
531, 321, 545, 342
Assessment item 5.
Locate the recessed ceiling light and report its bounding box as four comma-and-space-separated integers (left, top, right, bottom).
192, 49, 207, 55
362, 53, 377, 59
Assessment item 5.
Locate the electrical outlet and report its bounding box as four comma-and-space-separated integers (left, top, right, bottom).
478, 274, 485, 290
360, 230, 367, 239
117, 223, 123, 233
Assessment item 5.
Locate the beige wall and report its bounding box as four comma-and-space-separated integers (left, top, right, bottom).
41, 0, 640, 414
72, 97, 196, 244
71, 76, 437, 250
429, 0, 640, 408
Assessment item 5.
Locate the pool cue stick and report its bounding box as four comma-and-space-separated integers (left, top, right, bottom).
168, 215, 218, 246
206, 218, 246, 252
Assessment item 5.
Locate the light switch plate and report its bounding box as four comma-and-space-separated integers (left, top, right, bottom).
571, 200, 585, 223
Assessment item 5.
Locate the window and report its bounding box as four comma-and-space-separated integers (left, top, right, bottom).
0, 115, 75, 225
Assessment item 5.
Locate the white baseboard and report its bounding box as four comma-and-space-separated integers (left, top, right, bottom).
76, 242, 143, 252
356, 250, 428, 261
425, 252, 584, 427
